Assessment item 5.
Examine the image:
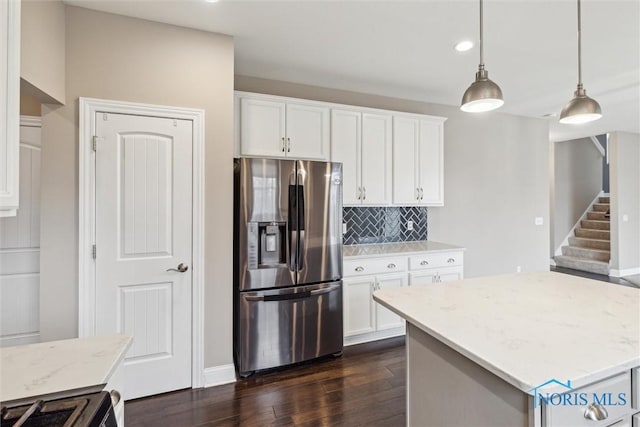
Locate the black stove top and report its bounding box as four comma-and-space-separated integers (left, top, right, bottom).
1, 391, 115, 427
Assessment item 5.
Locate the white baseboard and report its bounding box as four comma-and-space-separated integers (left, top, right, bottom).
344, 326, 405, 347
610, 267, 640, 277
0, 332, 40, 347
202, 364, 236, 388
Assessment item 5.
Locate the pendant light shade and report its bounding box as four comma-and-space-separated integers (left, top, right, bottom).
461, 0, 503, 113
559, 0, 602, 124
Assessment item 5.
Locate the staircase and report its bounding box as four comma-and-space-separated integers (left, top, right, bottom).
555, 196, 610, 275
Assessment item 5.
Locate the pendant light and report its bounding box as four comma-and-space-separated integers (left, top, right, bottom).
461, 0, 504, 113
559, 0, 602, 124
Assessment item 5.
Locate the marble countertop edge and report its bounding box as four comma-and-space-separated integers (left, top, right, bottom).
344, 240, 466, 259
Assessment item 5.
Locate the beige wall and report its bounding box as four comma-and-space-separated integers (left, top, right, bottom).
236, 76, 550, 276
21, 0, 65, 104
20, 85, 41, 116
40, 6, 234, 368
610, 132, 640, 275
552, 138, 603, 254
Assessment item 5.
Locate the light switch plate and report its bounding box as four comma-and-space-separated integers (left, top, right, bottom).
622, 214, 629, 222
535, 217, 544, 226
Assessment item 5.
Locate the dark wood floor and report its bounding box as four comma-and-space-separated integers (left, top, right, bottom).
125, 336, 406, 427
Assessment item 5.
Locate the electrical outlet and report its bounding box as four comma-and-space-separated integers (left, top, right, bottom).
407, 220, 414, 231
342, 223, 347, 234
516, 266, 522, 273
623, 214, 629, 222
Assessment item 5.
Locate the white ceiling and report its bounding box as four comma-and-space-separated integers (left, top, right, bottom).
65, 0, 640, 141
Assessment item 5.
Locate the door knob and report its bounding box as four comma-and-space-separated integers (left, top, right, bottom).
167, 263, 189, 273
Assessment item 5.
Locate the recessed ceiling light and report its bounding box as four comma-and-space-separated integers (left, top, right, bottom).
454, 40, 474, 52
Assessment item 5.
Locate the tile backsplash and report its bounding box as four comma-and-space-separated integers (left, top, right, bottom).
343, 207, 428, 245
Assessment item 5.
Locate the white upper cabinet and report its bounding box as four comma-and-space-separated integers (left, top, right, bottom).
361, 113, 392, 205
237, 93, 329, 160
0, 0, 21, 216
331, 109, 361, 205
393, 114, 446, 206
331, 109, 392, 206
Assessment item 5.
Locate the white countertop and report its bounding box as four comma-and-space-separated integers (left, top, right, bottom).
373, 271, 640, 395
0, 334, 132, 404
343, 240, 465, 259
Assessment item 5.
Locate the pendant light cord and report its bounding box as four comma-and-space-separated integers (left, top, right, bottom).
479, 0, 484, 66
577, 0, 582, 86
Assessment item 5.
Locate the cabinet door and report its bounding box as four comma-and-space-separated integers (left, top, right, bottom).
240, 98, 286, 158
343, 276, 376, 337
409, 271, 438, 287
392, 116, 419, 205
437, 267, 463, 283
375, 273, 406, 331
331, 109, 361, 205
361, 113, 392, 205
0, 0, 20, 215
286, 103, 330, 160
418, 120, 444, 206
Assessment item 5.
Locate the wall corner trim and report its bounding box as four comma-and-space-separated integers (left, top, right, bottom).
203, 364, 237, 388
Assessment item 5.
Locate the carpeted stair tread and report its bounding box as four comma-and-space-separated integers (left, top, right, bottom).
599, 196, 610, 203
561, 246, 610, 262
587, 212, 608, 221
568, 236, 610, 250
554, 255, 609, 275
575, 228, 610, 240
580, 219, 611, 230
593, 203, 610, 212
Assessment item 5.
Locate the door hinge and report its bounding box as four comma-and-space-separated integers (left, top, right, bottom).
92, 244, 96, 259
92, 136, 98, 152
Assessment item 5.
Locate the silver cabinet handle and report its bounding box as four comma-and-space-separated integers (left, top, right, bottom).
420, 260, 429, 266
447, 258, 455, 263
287, 137, 291, 152
357, 187, 362, 200
362, 187, 366, 200
420, 187, 424, 200
355, 266, 364, 272
110, 390, 122, 406
416, 188, 420, 200
167, 263, 189, 273
583, 404, 608, 421
387, 263, 396, 269
281, 137, 285, 152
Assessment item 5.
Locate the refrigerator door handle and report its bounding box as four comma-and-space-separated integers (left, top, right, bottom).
309, 283, 341, 296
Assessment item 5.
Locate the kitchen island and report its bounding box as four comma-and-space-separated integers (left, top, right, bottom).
0, 334, 132, 425
373, 272, 640, 427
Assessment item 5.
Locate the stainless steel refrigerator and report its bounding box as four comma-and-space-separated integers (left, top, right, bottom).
233, 158, 343, 376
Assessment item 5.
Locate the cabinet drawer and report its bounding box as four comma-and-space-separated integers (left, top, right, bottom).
543, 371, 632, 427
409, 252, 463, 270
344, 257, 407, 277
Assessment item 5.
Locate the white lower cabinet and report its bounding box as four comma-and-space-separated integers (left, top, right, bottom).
343, 248, 463, 345
375, 273, 407, 331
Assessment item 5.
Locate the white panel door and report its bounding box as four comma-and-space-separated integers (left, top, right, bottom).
95, 113, 192, 400
0, 121, 41, 347
240, 98, 286, 158
331, 109, 361, 205
361, 113, 392, 205
343, 276, 376, 337
375, 273, 406, 331
392, 116, 419, 205
286, 102, 330, 160
419, 120, 444, 206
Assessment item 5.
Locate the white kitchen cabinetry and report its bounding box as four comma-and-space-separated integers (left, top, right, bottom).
408, 252, 464, 285
393, 114, 446, 206
237, 93, 330, 160
375, 273, 406, 331
331, 109, 392, 205
0, 0, 21, 216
